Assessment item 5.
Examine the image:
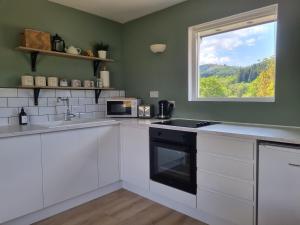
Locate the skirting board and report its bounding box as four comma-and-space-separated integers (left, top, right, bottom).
2, 182, 122, 225
123, 181, 234, 225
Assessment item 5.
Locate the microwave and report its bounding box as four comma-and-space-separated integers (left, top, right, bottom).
106, 98, 141, 118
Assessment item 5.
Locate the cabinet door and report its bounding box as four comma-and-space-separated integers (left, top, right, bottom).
42, 129, 98, 207
258, 145, 300, 225
98, 125, 120, 187
0, 135, 43, 223
121, 126, 149, 190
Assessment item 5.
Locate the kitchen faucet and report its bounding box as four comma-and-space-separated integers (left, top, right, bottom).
57, 97, 76, 121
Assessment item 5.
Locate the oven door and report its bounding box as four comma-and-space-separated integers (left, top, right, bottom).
106, 101, 133, 117
150, 141, 196, 194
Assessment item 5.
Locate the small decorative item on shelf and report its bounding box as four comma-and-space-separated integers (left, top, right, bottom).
71, 80, 81, 88
21, 75, 34, 86
83, 80, 92, 88
94, 42, 109, 59
97, 78, 103, 88
21, 29, 51, 50
82, 49, 94, 57
52, 34, 65, 52
100, 65, 110, 88
35, 76, 46, 87
60, 79, 69, 87
47, 77, 58, 87
90, 81, 95, 88
65, 46, 81, 55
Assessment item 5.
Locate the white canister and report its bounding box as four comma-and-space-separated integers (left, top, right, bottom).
21, 75, 34, 86
35, 76, 46, 87
100, 70, 110, 88
47, 77, 58, 87
98, 50, 107, 59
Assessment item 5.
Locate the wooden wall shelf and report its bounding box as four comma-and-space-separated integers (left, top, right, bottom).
19, 86, 114, 106
16, 46, 114, 76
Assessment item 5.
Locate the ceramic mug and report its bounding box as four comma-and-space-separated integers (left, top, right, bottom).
84, 80, 91, 88
60, 79, 68, 87
72, 80, 81, 88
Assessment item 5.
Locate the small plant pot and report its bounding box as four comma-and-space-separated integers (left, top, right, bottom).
98, 50, 107, 59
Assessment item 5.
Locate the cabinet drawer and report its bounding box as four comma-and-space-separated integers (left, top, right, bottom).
197, 188, 253, 225
198, 171, 254, 201
197, 134, 254, 160
198, 152, 254, 181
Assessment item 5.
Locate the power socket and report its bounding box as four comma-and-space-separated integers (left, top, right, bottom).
150, 91, 159, 98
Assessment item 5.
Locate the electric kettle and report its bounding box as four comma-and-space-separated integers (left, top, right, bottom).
157, 100, 174, 119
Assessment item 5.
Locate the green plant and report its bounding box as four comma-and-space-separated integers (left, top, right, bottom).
94, 42, 109, 52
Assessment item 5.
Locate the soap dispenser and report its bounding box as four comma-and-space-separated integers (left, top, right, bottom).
19, 107, 28, 125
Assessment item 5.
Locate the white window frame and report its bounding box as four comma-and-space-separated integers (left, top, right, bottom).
188, 4, 278, 102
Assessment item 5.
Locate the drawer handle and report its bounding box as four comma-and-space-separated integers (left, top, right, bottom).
288, 163, 300, 167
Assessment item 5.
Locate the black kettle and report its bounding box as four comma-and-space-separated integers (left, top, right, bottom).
52, 34, 65, 52
157, 100, 174, 119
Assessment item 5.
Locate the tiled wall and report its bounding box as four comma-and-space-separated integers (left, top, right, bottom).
0, 88, 125, 126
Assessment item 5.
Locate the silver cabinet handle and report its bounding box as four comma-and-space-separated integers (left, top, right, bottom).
288, 163, 300, 167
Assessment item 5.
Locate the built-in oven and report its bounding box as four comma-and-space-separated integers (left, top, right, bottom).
150, 127, 197, 194
106, 98, 141, 118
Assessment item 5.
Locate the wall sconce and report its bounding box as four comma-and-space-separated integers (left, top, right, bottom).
150, 44, 167, 54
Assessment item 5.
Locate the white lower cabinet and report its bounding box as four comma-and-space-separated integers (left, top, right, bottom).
98, 125, 120, 187
0, 135, 43, 223
121, 125, 149, 190
197, 133, 256, 225
42, 128, 99, 207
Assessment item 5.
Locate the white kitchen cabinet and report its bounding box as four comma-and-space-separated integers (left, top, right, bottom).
258, 144, 300, 225
121, 125, 149, 190
42, 128, 99, 207
0, 135, 43, 223
98, 125, 120, 187
197, 133, 256, 225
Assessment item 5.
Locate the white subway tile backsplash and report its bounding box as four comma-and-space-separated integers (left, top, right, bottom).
0, 88, 123, 125
56, 90, 71, 97
0, 88, 18, 97
39, 90, 56, 98
86, 104, 99, 112
0, 98, 7, 107
0, 118, 9, 126
21, 107, 39, 116
79, 98, 93, 105
119, 90, 125, 97
8, 98, 28, 107
29, 115, 49, 123
29, 98, 47, 107
39, 107, 56, 115
17, 89, 32, 97
71, 90, 85, 97
0, 108, 18, 117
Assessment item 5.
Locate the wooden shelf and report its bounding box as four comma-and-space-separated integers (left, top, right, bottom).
16, 46, 114, 76
19, 86, 114, 106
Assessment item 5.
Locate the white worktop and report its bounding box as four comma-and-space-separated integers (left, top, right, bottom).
0, 118, 300, 145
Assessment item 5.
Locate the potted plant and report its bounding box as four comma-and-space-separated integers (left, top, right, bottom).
94, 42, 109, 59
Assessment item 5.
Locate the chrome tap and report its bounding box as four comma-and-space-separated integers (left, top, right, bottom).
57, 97, 76, 121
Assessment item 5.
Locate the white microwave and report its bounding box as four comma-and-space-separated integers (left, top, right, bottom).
106, 98, 141, 118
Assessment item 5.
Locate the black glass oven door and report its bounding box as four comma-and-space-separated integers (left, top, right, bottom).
150, 141, 196, 194
107, 101, 132, 115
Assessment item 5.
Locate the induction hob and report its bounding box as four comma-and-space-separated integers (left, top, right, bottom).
152, 119, 218, 128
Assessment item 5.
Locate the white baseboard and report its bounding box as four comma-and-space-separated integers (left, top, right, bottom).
123, 181, 234, 225
2, 182, 122, 225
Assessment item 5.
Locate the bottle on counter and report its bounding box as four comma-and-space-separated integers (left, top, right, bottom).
19, 107, 28, 125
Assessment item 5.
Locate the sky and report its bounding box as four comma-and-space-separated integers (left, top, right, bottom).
199, 21, 277, 67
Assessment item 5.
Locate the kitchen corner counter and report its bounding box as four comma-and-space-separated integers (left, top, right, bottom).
198, 123, 300, 145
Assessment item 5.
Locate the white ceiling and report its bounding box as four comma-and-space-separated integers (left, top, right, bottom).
49, 0, 187, 23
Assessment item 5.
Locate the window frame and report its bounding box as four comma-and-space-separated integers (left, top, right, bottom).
188, 4, 278, 102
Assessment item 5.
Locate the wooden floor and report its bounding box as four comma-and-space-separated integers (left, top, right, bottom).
34, 189, 208, 225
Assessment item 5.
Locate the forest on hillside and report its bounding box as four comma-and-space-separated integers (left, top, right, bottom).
199, 57, 275, 98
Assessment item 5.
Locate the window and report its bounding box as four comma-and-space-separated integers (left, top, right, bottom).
188, 4, 278, 102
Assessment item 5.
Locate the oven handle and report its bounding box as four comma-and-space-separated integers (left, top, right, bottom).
150, 140, 196, 153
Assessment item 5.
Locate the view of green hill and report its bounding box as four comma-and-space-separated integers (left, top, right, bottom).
200, 59, 270, 83
199, 57, 275, 98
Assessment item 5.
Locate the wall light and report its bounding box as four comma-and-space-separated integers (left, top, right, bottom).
150, 44, 167, 54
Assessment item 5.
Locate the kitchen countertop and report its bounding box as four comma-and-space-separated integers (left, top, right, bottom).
0, 118, 300, 145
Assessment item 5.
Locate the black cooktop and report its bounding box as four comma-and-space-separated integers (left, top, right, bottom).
152, 119, 217, 128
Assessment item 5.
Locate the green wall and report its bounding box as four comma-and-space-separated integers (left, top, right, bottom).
123, 0, 300, 126
0, 0, 123, 88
